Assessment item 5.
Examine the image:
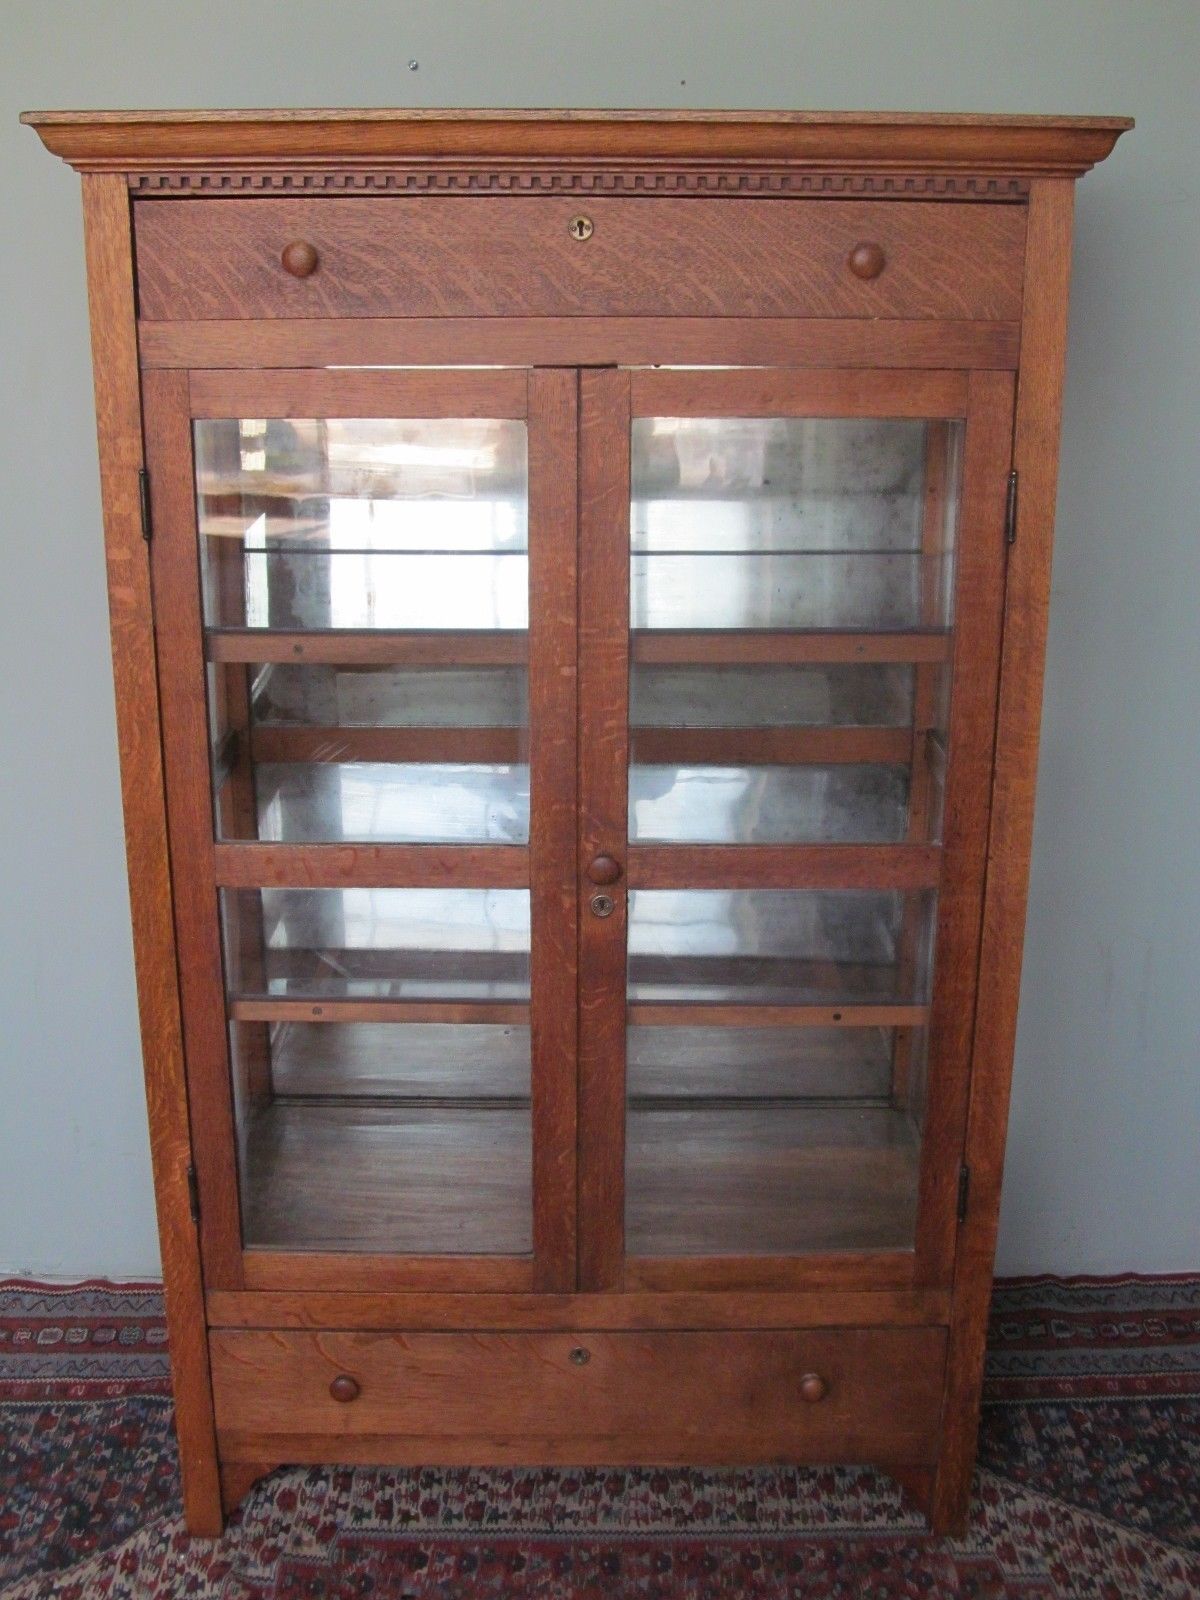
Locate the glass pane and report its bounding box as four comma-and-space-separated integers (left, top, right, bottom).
212, 664, 529, 844
628, 889, 935, 1007
195, 417, 528, 631
630, 764, 909, 844
629, 418, 961, 846
199, 412, 535, 1261
223, 891, 532, 1255
197, 418, 531, 847
626, 409, 960, 1259
222, 888, 531, 1004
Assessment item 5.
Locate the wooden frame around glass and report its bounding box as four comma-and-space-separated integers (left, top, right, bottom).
144, 365, 580, 1295
578, 365, 1016, 1294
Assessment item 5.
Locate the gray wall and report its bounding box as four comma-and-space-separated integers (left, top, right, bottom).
2, 1, 1196, 1277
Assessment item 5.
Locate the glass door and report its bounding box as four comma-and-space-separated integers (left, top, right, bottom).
578, 367, 1016, 1291
145, 367, 577, 1292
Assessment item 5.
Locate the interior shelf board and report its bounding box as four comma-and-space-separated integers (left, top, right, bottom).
626, 1104, 920, 1256
241, 1101, 532, 1256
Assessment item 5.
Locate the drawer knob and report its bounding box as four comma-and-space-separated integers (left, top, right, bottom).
847, 241, 886, 281
587, 854, 622, 886
329, 1373, 360, 1403
281, 240, 320, 279
798, 1371, 829, 1403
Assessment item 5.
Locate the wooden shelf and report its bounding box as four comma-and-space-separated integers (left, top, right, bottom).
206, 629, 529, 666
632, 631, 952, 666
206, 627, 949, 669
239, 1098, 917, 1261
627, 1105, 919, 1256
241, 1101, 532, 1255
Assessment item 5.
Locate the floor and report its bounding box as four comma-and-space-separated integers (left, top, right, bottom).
1, 1274, 1197, 1598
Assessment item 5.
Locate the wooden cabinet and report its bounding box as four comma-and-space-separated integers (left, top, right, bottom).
24, 107, 1129, 1536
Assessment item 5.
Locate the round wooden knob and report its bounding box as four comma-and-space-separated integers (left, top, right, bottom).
798, 1372, 829, 1403
328, 1374, 360, 1403
586, 854, 622, 886
281, 240, 320, 278
847, 241, 886, 281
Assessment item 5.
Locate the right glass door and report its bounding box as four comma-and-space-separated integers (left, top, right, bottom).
578, 366, 1016, 1290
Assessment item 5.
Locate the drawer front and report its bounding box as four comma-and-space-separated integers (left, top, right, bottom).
135, 197, 1024, 322
210, 1325, 947, 1464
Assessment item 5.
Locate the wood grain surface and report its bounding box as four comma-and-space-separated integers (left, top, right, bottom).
134, 198, 1025, 322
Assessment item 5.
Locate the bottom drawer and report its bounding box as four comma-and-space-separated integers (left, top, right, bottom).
210, 1326, 947, 1465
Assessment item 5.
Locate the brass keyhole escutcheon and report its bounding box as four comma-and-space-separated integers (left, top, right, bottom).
590, 893, 615, 919
568, 215, 594, 241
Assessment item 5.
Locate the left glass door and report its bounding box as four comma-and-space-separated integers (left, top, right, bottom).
145, 368, 577, 1293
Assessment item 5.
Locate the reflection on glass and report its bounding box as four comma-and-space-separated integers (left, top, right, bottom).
630, 416, 957, 632
630, 764, 910, 844
195, 417, 528, 631
213, 663, 530, 845
631, 664, 914, 729
628, 417, 961, 847
222, 888, 531, 1003
198, 416, 533, 845
628, 889, 935, 1007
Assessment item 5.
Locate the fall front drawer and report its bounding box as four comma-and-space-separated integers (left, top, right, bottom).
134, 196, 1025, 322
209, 1326, 948, 1465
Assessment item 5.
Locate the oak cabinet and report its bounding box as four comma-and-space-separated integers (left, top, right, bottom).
24, 107, 1129, 1536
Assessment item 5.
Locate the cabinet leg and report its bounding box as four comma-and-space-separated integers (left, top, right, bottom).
181, 1469, 225, 1538
928, 1455, 973, 1537
889, 1463, 934, 1522
219, 1461, 276, 1522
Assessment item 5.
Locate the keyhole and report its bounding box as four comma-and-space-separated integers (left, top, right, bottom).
569, 215, 594, 241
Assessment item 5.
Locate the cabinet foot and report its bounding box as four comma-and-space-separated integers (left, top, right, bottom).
889, 1463, 934, 1521
927, 1457, 973, 1537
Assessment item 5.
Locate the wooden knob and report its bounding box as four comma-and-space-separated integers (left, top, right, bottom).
798, 1372, 829, 1403
847, 241, 886, 281
329, 1374, 360, 1403
587, 854, 622, 886
281, 240, 320, 278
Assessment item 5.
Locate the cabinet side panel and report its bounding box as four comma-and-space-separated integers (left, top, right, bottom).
79, 174, 221, 1535
933, 177, 1076, 1534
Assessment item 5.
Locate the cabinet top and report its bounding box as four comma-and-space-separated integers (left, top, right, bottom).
21, 107, 1131, 181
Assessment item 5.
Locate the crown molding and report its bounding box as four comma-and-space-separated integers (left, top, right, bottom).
21, 108, 1132, 182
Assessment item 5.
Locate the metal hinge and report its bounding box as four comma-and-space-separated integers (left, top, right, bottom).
138, 468, 152, 543
186, 1163, 200, 1227
1004, 469, 1019, 545
957, 1164, 971, 1223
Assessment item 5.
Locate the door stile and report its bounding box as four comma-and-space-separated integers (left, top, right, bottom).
577, 368, 633, 1291
912, 368, 1016, 1285
144, 367, 245, 1290
527, 369, 581, 1291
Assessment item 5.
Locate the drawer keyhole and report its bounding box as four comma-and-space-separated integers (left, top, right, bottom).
568, 215, 594, 241
569, 1346, 591, 1366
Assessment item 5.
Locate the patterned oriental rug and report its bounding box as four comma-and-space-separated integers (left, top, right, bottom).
0, 1276, 1197, 1598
